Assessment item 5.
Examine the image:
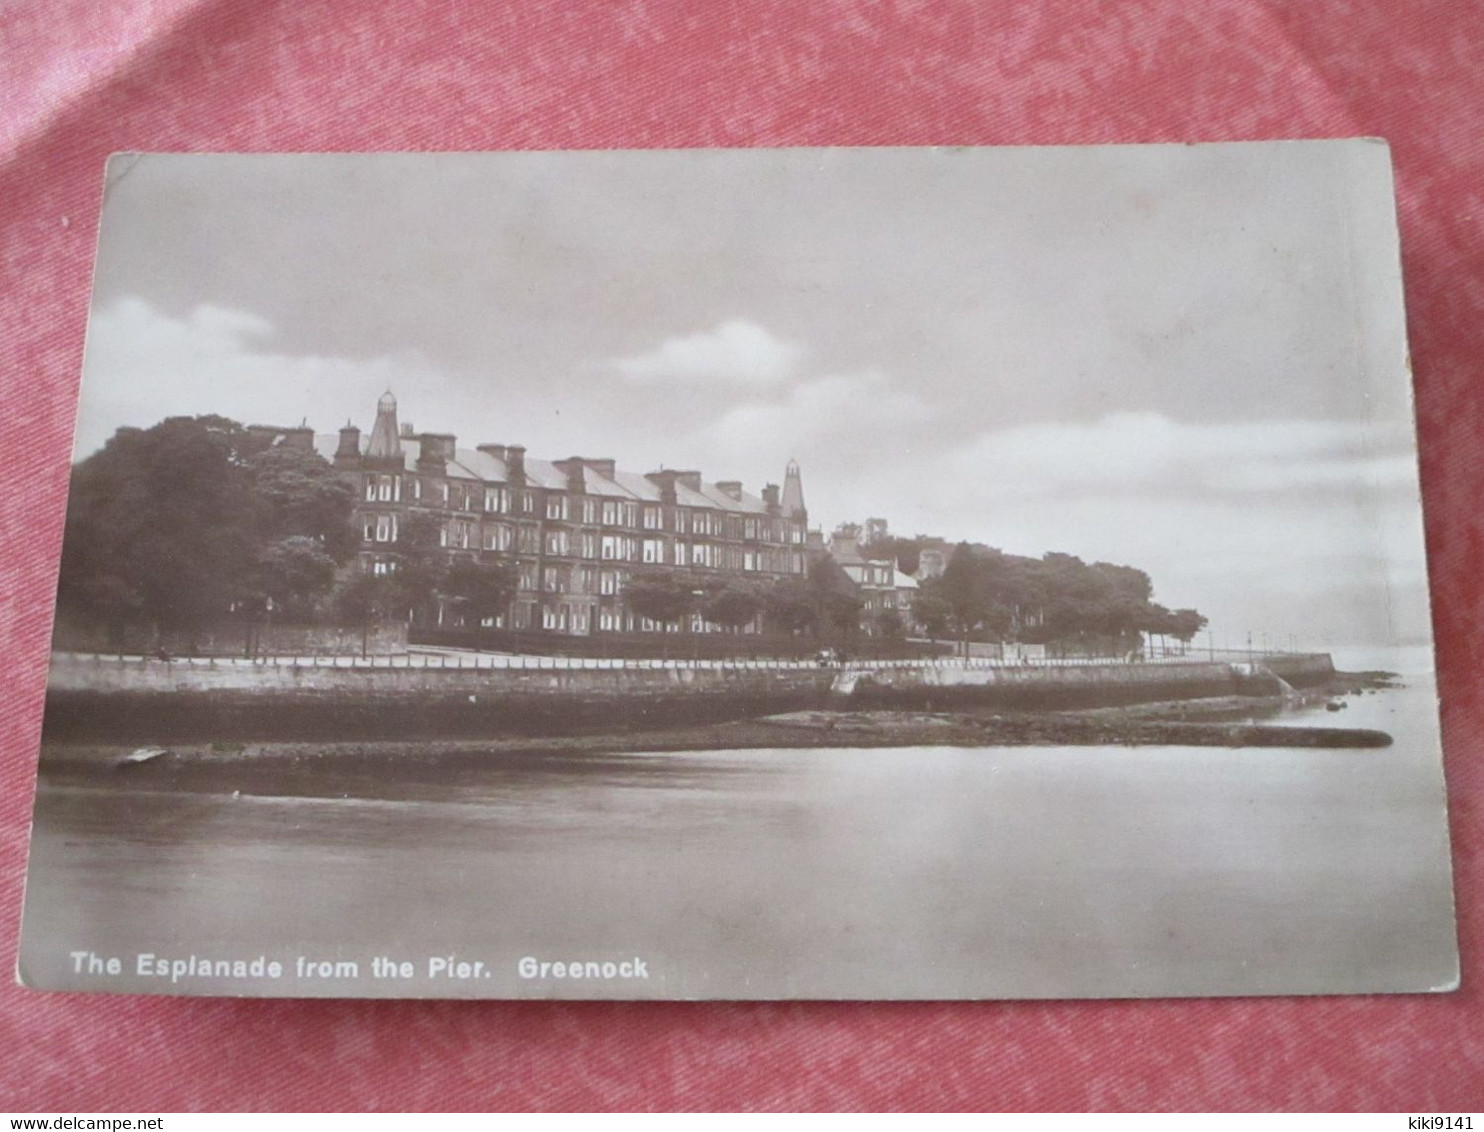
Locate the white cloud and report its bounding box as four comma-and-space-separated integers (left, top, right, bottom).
74, 297, 448, 458
943, 412, 1417, 502
610, 319, 802, 385
681, 370, 931, 469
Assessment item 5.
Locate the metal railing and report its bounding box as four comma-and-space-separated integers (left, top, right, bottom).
55, 647, 1326, 674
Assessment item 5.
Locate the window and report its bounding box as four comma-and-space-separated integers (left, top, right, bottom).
542, 605, 569, 631
581, 533, 598, 559
582, 498, 598, 524
601, 500, 620, 526
599, 609, 620, 632
448, 519, 475, 549
545, 530, 569, 556
691, 543, 712, 567
520, 490, 534, 514
518, 563, 538, 590
517, 526, 540, 554
744, 519, 757, 540
623, 503, 639, 528
744, 551, 757, 571
675, 509, 690, 534
374, 514, 397, 543
642, 507, 661, 530
600, 571, 619, 596
412, 478, 422, 501
366, 474, 399, 502
484, 486, 505, 512
372, 559, 396, 576
546, 495, 568, 521
543, 567, 566, 593
483, 524, 511, 552
601, 535, 620, 561
674, 542, 689, 567
580, 567, 598, 593
642, 538, 664, 564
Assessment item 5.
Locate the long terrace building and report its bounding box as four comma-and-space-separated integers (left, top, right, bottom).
318, 392, 810, 636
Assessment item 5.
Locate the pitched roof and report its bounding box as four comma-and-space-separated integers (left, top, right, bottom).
315, 433, 777, 514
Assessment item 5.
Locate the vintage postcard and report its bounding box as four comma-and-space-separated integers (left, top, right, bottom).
18, 143, 1457, 999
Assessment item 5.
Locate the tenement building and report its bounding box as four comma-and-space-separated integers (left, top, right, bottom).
318, 392, 810, 636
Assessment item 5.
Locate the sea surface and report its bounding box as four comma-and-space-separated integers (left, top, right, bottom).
18, 644, 1458, 999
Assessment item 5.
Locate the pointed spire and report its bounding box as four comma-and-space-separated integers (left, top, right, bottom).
367, 390, 401, 460
781, 458, 807, 521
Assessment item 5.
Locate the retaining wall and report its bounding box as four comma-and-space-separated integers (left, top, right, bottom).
39, 652, 1336, 743
51, 615, 409, 658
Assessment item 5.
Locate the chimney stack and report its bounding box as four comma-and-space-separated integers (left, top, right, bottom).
552, 457, 587, 492
281, 426, 315, 452
506, 445, 527, 483
762, 483, 780, 512
645, 469, 679, 504
717, 480, 744, 502
677, 470, 702, 493
335, 423, 362, 467
585, 458, 616, 480
417, 432, 456, 470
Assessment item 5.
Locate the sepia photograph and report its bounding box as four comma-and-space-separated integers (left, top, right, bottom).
17, 142, 1457, 999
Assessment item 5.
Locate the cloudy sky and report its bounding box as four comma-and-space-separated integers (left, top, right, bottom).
75, 144, 1431, 648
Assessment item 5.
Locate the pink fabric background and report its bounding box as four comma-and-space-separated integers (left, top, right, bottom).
2, 0, 1480, 1112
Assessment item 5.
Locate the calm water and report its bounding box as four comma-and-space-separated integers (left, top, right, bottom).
19, 645, 1458, 999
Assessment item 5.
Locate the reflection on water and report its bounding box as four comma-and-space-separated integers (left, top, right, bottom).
20, 658, 1457, 1000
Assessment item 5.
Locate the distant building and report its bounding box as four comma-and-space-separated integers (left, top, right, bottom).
320, 393, 810, 636
914, 545, 948, 581
827, 529, 908, 636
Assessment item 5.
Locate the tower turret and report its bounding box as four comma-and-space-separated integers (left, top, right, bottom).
366, 391, 402, 465
781, 458, 807, 522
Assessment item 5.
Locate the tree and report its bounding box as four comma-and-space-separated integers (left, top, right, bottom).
57, 417, 360, 650
1142, 602, 1175, 657
255, 536, 339, 620
806, 554, 864, 644
762, 577, 817, 636
702, 579, 764, 633
386, 511, 447, 624
1168, 608, 1209, 650
912, 591, 953, 640
245, 445, 358, 561
59, 417, 262, 644
924, 542, 989, 655
442, 558, 519, 628
331, 571, 399, 657
624, 570, 704, 630
872, 608, 905, 639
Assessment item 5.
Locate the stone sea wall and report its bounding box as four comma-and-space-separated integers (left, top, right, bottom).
40, 652, 1336, 743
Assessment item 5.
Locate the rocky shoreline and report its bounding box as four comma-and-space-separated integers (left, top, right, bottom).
37, 671, 1398, 797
